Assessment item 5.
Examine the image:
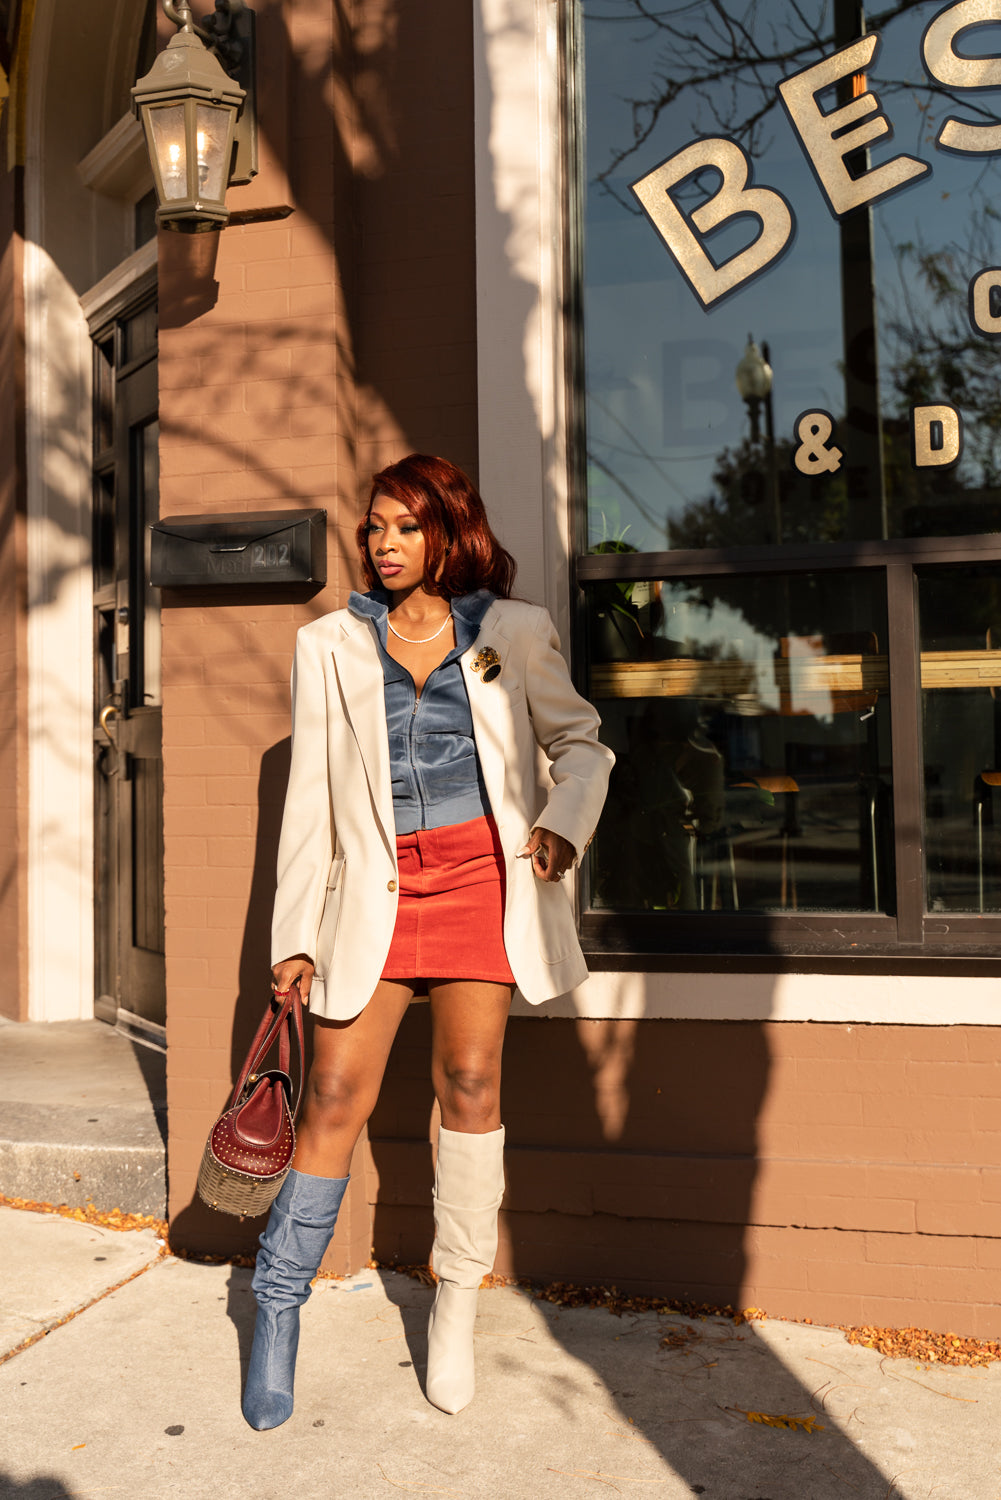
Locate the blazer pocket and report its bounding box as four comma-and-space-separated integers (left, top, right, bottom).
536, 880, 576, 964
315, 858, 345, 978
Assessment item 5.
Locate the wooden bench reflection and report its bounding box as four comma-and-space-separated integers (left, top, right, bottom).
591, 650, 1001, 703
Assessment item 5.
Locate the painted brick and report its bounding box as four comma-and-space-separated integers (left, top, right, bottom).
865, 1026, 972, 1063
160, 443, 235, 477
965, 1029, 1001, 1062
166, 746, 252, 777
202, 409, 292, 444
170, 926, 242, 960
164, 837, 209, 867
163, 897, 208, 929
759, 1090, 865, 1127
161, 718, 207, 747
165, 957, 210, 987
206, 836, 258, 868
863, 1092, 974, 1131
907, 1060, 999, 1095
905, 1128, 986, 1164
241, 379, 300, 412
917, 1201, 1001, 1236
865, 1231, 977, 1268
289, 284, 337, 318
972, 1097, 1001, 1131
163, 774, 207, 810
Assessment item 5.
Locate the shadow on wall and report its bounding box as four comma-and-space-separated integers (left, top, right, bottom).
169, 734, 292, 1258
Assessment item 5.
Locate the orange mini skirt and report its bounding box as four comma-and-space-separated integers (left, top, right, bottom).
380, 814, 516, 985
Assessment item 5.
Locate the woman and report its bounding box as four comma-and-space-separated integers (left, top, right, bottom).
244, 454, 613, 1430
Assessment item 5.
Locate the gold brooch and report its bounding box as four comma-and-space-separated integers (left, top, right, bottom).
471, 646, 501, 683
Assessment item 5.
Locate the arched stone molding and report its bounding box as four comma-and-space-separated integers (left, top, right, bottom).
23, 0, 154, 1020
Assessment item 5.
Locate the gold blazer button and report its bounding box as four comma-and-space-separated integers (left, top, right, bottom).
387, 879, 397, 892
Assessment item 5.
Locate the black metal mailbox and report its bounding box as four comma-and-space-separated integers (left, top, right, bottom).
149, 509, 326, 587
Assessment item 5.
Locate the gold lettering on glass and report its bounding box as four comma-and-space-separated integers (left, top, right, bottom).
793, 412, 843, 476
912, 404, 964, 468
778, 35, 930, 215
970, 268, 1001, 334
923, 0, 1001, 153
630, 139, 793, 310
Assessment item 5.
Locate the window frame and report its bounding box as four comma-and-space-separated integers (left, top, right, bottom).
576, 537, 1001, 961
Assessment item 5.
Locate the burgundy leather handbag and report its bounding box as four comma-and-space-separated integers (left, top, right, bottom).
196, 983, 306, 1219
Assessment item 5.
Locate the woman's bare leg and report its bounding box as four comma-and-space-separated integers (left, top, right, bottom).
429, 979, 513, 1130
292, 978, 415, 1178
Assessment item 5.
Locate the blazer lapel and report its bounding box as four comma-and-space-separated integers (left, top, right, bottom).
330, 619, 396, 859
463, 602, 512, 826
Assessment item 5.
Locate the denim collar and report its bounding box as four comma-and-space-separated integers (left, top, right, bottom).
348, 587, 494, 655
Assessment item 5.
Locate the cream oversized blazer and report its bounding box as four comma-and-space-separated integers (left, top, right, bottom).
270, 597, 614, 1019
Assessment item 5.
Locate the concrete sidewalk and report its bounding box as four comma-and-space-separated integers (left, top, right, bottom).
1, 1205, 999, 1500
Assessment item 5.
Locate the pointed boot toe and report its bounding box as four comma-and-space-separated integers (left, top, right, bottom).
242, 1306, 300, 1430
425, 1282, 479, 1414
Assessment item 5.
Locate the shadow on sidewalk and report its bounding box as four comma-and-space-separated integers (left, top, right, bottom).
0, 1475, 77, 1498
363, 1001, 900, 1497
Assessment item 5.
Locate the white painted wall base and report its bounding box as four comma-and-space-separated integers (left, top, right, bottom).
512, 969, 1001, 1026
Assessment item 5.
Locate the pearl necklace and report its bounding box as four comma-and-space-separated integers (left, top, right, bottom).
387, 613, 452, 645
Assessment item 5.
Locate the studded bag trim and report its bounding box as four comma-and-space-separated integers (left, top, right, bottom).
196, 983, 306, 1217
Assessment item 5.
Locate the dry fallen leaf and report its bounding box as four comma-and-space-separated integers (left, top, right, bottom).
726, 1406, 824, 1433
0, 1193, 167, 1241
842, 1323, 1001, 1369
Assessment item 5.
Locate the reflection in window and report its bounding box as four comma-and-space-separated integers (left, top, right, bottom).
580, 0, 1001, 550
587, 571, 892, 912
921, 567, 1001, 912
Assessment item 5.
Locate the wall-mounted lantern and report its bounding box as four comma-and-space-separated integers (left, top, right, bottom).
132, 1, 256, 233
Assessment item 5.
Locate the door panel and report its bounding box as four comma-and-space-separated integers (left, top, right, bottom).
93, 308, 164, 1032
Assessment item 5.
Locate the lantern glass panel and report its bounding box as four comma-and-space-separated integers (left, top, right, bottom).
148, 105, 187, 201
195, 104, 233, 204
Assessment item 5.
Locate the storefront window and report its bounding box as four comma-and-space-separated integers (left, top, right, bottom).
588, 569, 892, 912
581, 1, 1001, 552
573, 1, 1001, 955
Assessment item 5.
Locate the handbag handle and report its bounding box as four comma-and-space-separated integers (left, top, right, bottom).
227, 981, 306, 1121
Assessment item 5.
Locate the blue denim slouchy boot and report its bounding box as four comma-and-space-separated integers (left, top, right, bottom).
242, 1168, 349, 1430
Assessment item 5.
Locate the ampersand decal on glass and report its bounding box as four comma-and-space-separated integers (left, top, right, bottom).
793, 411, 843, 476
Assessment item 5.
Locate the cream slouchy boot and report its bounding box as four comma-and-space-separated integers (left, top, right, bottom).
426, 1125, 505, 1415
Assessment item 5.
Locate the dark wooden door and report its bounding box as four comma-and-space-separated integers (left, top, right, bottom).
93, 297, 165, 1039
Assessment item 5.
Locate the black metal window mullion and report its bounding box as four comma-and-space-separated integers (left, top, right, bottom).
885, 563, 924, 944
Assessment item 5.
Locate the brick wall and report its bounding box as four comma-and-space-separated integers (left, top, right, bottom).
0, 158, 26, 1023
367, 1015, 1001, 1339
163, 0, 479, 1259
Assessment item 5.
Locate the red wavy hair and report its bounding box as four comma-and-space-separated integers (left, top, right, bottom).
356, 454, 516, 599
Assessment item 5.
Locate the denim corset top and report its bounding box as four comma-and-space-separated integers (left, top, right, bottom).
347, 588, 495, 835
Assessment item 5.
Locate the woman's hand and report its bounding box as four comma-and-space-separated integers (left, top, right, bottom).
517, 827, 577, 883
271, 954, 315, 1004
